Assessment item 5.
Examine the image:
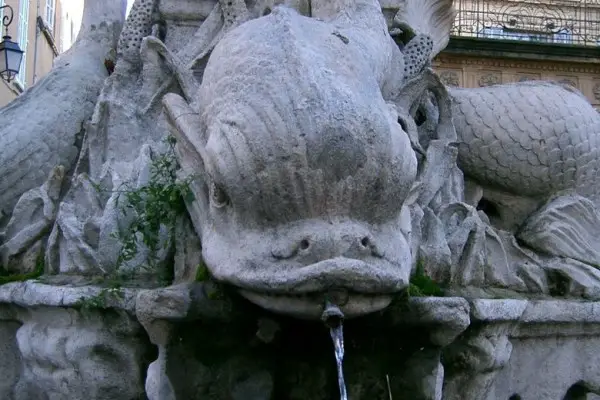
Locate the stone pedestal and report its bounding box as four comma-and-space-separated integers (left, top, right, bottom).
0, 282, 152, 400
0, 305, 21, 400
2, 280, 600, 399
490, 301, 600, 400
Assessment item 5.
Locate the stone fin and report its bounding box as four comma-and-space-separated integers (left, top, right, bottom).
517, 194, 600, 268
393, 0, 455, 58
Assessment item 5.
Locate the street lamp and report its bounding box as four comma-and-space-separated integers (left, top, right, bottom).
0, 5, 23, 83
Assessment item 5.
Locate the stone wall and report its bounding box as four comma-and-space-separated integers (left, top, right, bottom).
433, 52, 600, 111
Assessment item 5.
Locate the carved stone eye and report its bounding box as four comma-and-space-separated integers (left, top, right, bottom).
210, 182, 230, 208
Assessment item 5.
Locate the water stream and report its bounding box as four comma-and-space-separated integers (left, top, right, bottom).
329, 323, 348, 400
322, 301, 348, 400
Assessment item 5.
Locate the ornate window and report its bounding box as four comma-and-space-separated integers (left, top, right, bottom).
452, 0, 596, 46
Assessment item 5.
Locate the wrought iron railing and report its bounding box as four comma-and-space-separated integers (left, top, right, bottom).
451, 0, 600, 46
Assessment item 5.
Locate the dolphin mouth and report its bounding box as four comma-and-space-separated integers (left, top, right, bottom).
223, 257, 408, 294
217, 257, 408, 319
238, 288, 395, 319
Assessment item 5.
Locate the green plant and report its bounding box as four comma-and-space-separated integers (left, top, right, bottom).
1, 136, 192, 287
0, 251, 45, 285
205, 283, 225, 300
75, 286, 125, 311
193, 260, 226, 299
407, 259, 443, 297
114, 136, 193, 269
195, 261, 210, 282
94, 135, 193, 277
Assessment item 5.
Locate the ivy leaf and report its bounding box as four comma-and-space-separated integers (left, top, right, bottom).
110, 137, 193, 275
183, 188, 195, 203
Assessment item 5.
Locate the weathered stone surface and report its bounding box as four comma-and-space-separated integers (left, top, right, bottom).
4, 0, 600, 398
46, 146, 174, 275
387, 297, 470, 346
163, 0, 460, 319
0, 0, 126, 219
2, 0, 600, 325
443, 299, 528, 400
4, 0, 600, 327
4, 279, 600, 399
490, 300, 600, 400
449, 81, 600, 294
173, 215, 203, 283
0, 166, 64, 273
12, 307, 151, 400
145, 294, 466, 400
0, 281, 137, 312
117, 0, 158, 68
518, 194, 600, 267
0, 311, 21, 400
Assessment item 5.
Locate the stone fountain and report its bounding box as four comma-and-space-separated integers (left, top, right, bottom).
2, 0, 600, 399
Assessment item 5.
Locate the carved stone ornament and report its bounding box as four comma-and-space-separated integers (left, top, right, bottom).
593, 82, 600, 101
439, 70, 460, 87
517, 74, 539, 82
478, 73, 501, 87
557, 78, 577, 87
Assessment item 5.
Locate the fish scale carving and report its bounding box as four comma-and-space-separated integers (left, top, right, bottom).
450, 81, 600, 201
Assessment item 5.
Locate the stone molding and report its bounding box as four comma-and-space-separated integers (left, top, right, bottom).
435, 54, 600, 75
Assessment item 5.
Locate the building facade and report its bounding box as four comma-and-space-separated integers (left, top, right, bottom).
433, 0, 600, 110
2, 1, 598, 109
58, 0, 82, 52
0, 0, 81, 108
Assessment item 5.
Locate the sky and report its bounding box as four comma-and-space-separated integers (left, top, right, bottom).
127, 0, 134, 17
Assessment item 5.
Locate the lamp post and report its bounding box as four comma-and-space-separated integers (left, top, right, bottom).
0, 5, 23, 83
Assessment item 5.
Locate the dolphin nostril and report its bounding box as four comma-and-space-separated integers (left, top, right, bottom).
300, 239, 310, 251
360, 237, 370, 248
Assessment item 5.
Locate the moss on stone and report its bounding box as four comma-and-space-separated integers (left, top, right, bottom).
0, 252, 45, 285
195, 261, 210, 282
408, 259, 443, 297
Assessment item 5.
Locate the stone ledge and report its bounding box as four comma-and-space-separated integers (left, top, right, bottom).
0, 280, 139, 313
440, 36, 600, 64
515, 300, 600, 338
520, 300, 600, 324
464, 299, 600, 338
469, 299, 529, 322
2, 280, 600, 336
0, 280, 236, 324
387, 297, 471, 346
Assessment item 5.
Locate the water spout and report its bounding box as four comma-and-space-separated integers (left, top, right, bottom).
321, 301, 348, 400
321, 300, 344, 328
